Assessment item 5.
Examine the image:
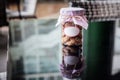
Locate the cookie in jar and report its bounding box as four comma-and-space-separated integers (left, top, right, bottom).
62, 22, 82, 46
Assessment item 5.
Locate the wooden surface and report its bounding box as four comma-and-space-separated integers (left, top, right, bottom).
8, 2, 68, 18
36, 3, 68, 18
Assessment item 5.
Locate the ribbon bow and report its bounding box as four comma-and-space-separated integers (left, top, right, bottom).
56, 15, 88, 30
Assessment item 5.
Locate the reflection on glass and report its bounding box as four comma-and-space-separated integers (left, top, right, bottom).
39, 77, 44, 80
10, 19, 61, 80
47, 76, 54, 80
29, 78, 36, 80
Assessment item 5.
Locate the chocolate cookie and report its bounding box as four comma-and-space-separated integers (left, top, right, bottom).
62, 45, 82, 56
60, 58, 85, 79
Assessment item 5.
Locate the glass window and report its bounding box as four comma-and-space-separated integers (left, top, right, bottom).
47, 76, 54, 80
29, 78, 36, 80
57, 76, 63, 80
39, 77, 44, 80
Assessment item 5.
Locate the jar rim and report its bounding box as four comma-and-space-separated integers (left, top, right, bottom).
60, 7, 85, 13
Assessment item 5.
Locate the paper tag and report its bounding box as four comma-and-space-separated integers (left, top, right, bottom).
64, 27, 80, 37
64, 56, 79, 65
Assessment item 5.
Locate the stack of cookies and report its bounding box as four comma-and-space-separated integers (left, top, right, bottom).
61, 22, 85, 79
56, 7, 88, 79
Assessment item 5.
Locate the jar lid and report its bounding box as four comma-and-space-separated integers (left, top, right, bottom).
60, 7, 85, 16
56, 7, 88, 30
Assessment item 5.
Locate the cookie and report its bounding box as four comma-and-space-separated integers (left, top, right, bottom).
62, 45, 82, 56
62, 30, 82, 46
62, 36, 70, 43
63, 22, 82, 30
63, 37, 82, 46
60, 58, 85, 79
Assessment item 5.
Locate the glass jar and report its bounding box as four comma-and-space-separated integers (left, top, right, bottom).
56, 7, 88, 79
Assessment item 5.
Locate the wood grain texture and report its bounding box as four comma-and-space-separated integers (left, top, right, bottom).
8, 2, 68, 18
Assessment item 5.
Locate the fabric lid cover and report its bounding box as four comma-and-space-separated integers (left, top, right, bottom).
56, 7, 88, 29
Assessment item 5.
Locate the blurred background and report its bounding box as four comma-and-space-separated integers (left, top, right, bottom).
0, 0, 120, 80
8, 0, 68, 80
